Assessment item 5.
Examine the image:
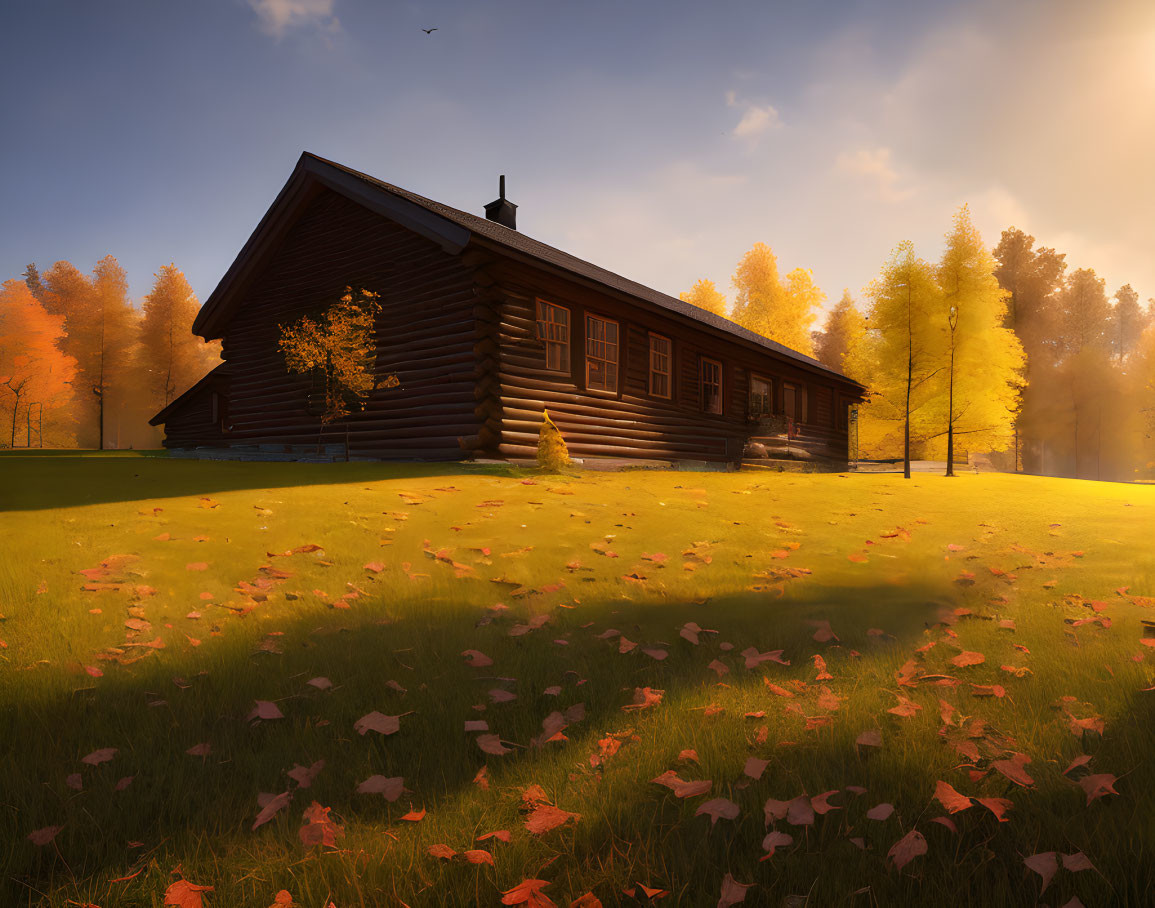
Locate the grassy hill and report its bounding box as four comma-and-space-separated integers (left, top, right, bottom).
2, 454, 1153, 906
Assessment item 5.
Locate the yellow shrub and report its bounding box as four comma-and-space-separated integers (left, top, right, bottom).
537, 409, 571, 470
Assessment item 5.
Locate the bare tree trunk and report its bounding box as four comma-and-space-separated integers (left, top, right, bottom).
166, 311, 175, 406
9, 391, 20, 448
97, 296, 106, 451
1073, 408, 1080, 479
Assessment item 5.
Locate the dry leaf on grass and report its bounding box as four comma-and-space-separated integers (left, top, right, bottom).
164, 879, 214, 908
888, 829, 927, 870
27, 825, 63, 846
298, 802, 343, 847
1077, 773, 1119, 804
716, 874, 753, 907
525, 805, 580, 834
696, 798, 740, 825
356, 775, 404, 801
353, 711, 400, 735
252, 791, 291, 830
1024, 852, 1059, 893
934, 780, 973, 814
501, 879, 557, 907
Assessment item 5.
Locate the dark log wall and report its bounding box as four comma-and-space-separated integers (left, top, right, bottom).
484, 258, 858, 462
160, 382, 228, 448
211, 188, 481, 459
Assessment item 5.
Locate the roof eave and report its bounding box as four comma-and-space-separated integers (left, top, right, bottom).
465, 234, 865, 390
148, 364, 230, 426
192, 152, 471, 340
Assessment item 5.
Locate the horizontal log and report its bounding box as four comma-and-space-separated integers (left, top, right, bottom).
498, 440, 727, 461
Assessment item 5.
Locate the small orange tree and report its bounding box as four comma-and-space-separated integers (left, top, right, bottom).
279, 287, 386, 457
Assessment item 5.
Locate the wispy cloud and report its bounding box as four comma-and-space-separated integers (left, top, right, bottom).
834, 146, 913, 203
249, 0, 339, 39
726, 91, 781, 139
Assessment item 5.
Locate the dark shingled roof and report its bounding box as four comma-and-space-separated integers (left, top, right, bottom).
305, 153, 861, 387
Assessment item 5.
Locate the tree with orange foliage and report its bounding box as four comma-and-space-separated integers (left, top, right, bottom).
0, 280, 76, 447
41, 257, 136, 449
140, 264, 221, 412
279, 287, 388, 457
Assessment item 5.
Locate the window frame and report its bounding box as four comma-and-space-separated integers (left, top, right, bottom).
647, 332, 673, 400
700, 356, 723, 415
584, 313, 620, 393
535, 299, 571, 373
748, 373, 773, 419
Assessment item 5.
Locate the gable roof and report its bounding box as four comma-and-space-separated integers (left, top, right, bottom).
148, 363, 230, 426
194, 152, 863, 389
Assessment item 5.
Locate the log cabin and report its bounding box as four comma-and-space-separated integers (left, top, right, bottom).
151, 152, 866, 465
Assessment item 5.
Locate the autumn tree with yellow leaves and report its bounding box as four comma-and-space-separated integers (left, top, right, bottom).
730, 243, 822, 355
678, 278, 728, 318
932, 207, 1025, 475
858, 241, 944, 478
814, 290, 868, 381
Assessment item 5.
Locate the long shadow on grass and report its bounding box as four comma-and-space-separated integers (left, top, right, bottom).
2, 574, 966, 906
8, 561, 1152, 907
0, 454, 517, 513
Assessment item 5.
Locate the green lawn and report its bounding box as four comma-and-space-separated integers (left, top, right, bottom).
2, 454, 1153, 907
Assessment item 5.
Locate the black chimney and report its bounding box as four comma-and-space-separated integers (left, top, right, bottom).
484, 175, 517, 230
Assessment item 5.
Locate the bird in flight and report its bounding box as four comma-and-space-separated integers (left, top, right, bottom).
422, 28, 438, 34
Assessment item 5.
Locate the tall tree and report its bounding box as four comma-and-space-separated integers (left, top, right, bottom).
91, 256, 138, 449
41, 258, 136, 449
1056, 268, 1113, 478
1133, 324, 1155, 472
139, 264, 221, 412
934, 207, 1025, 476
22, 263, 46, 302
730, 243, 821, 354
814, 290, 867, 379
860, 241, 944, 478
0, 280, 77, 447
678, 278, 727, 317
1109, 284, 1145, 363
993, 229, 1066, 470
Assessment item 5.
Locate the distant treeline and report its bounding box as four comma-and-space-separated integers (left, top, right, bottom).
0, 259, 219, 449
681, 208, 1155, 480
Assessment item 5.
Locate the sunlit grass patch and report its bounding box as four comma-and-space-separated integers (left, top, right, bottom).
1, 455, 1154, 906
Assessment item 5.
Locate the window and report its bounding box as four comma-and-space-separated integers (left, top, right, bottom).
783, 382, 807, 423
535, 300, 570, 372
648, 334, 672, 398
749, 375, 773, 418
585, 314, 619, 392
701, 357, 723, 414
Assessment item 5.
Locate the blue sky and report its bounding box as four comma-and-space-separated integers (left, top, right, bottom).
2, 0, 1152, 316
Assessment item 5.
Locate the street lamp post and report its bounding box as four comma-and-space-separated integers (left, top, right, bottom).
946, 304, 958, 477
